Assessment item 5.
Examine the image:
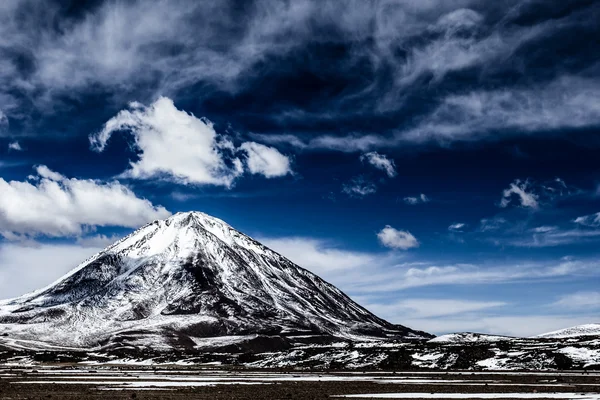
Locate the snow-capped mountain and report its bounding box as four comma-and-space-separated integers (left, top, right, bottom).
535, 323, 600, 339
0, 211, 431, 350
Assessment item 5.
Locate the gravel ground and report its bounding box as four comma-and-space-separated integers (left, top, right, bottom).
0, 366, 598, 399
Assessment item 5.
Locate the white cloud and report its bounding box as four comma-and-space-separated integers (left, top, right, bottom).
574, 212, 600, 227
360, 151, 397, 178
342, 176, 376, 197
403, 194, 430, 205
0, 165, 170, 238
240, 142, 292, 178
7, 141, 21, 151
500, 179, 538, 209
551, 291, 600, 310
448, 223, 466, 232
91, 97, 291, 186
0, 242, 102, 300
377, 225, 419, 250
90, 97, 244, 187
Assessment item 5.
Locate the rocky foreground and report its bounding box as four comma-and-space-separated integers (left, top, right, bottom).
1, 329, 598, 370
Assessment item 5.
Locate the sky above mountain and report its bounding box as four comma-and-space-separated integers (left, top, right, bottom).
0, 0, 598, 336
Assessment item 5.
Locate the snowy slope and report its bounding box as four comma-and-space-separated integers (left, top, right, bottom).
428, 332, 516, 343
535, 324, 600, 339
0, 212, 431, 350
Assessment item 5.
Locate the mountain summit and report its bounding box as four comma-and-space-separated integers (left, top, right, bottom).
0, 211, 431, 351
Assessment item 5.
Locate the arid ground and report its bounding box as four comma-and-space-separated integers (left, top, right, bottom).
0, 365, 598, 400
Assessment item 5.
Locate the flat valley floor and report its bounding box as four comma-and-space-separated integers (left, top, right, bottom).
0, 366, 598, 399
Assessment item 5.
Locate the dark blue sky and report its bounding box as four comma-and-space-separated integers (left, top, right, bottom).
0, 0, 598, 335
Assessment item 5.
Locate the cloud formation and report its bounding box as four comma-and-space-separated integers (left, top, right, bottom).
507, 228, 600, 248
360, 151, 397, 177
0, 165, 170, 238
551, 291, 600, 310
402, 76, 600, 144
448, 223, 466, 232
574, 212, 600, 227
240, 142, 292, 178
500, 179, 539, 209
7, 141, 21, 151
342, 176, 377, 197
90, 97, 291, 186
0, 0, 597, 149
377, 225, 419, 250
403, 194, 430, 205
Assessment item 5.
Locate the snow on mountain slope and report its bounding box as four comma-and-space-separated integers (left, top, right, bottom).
535, 324, 600, 339
428, 332, 516, 343
0, 212, 431, 350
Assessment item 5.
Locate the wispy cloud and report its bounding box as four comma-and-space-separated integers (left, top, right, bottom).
530, 226, 558, 233
448, 223, 466, 232
500, 179, 539, 209
345, 258, 597, 294
403, 194, 430, 205
480, 217, 507, 232
402, 76, 600, 144
507, 228, 600, 248
360, 151, 397, 178
498, 177, 578, 210
342, 176, 377, 197
551, 291, 600, 310
574, 212, 600, 227
256, 75, 600, 152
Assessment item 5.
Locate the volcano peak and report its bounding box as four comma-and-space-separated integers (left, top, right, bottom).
0, 211, 432, 350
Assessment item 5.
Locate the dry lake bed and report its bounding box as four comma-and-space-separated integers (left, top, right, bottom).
0, 365, 599, 399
